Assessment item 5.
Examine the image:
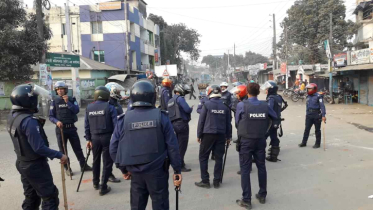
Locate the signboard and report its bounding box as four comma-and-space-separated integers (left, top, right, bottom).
324, 40, 332, 59
155, 65, 177, 77
351, 49, 370, 65
280, 63, 287, 74
259, 63, 267, 70
333, 53, 347, 67
46, 53, 80, 68
99, 1, 122, 10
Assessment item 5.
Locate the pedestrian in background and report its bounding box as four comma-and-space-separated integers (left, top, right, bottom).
189, 83, 197, 100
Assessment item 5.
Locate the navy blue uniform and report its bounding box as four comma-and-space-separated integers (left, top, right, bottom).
221, 91, 232, 108
265, 95, 283, 147
109, 107, 182, 210
109, 98, 124, 115
196, 96, 209, 114
170, 95, 193, 167
160, 87, 172, 110
9, 111, 62, 210
301, 93, 326, 145
197, 98, 232, 184
85, 101, 118, 189
49, 96, 86, 169
235, 97, 277, 203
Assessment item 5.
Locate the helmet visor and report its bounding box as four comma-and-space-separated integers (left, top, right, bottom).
30, 84, 51, 100
260, 81, 273, 91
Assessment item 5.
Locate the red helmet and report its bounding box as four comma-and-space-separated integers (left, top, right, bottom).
235, 85, 248, 99
306, 83, 318, 95
162, 78, 172, 87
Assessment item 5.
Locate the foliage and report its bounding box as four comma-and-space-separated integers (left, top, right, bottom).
277, 0, 359, 64
0, 0, 51, 81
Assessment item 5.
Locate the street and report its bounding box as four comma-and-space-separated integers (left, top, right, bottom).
1, 89, 373, 210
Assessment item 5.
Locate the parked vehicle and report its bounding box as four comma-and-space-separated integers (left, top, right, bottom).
318, 88, 332, 104
283, 88, 294, 98
332, 89, 345, 104
291, 89, 307, 102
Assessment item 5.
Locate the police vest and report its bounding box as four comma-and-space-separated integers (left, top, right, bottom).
54, 96, 78, 124
238, 100, 269, 139
168, 95, 182, 122
203, 100, 228, 134
116, 108, 166, 166
110, 98, 124, 115
267, 95, 282, 123
221, 91, 232, 107
161, 88, 171, 111
7, 112, 49, 161
87, 102, 114, 135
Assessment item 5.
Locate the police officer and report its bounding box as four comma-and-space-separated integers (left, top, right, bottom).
105, 82, 126, 183
220, 82, 232, 107
195, 85, 232, 189
160, 78, 173, 110
299, 83, 326, 148
8, 84, 68, 209
261, 81, 288, 162
49, 81, 92, 176
235, 83, 278, 209
168, 83, 193, 172
231, 85, 248, 113
196, 86, 210, 114
85, 86, 118, 195
109, 80, 182, 210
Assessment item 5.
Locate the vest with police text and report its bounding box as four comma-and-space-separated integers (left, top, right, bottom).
203, 99, 228, 135
116, 108, 165, 166
87, 102, 114, 135
267, 95, 282, 124
238, 100, 269, 139
54, 96, 78, 124
7, 112, 48, 161
168, 95, 182, 122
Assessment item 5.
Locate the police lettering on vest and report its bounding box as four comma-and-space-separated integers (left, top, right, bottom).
116, 108, 165, 166
201, 100, 229, 135
238, 101, 269, 139
89, 110, 105, 116
249, 113, 266, 118
54, 96, 78, 124
211, 110, 225, 114
87, 102, 113, 135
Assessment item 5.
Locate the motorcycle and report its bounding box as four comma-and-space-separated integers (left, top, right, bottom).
332, 89, 344, 104
318, 88, 333, 104
291, 89, 307, 102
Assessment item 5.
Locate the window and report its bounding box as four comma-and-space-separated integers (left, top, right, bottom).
62, 24, 66, 35
91, 22, 103, 34
148, 31, 154, 46
363, 6, 373, 20
93, 50, 105, 63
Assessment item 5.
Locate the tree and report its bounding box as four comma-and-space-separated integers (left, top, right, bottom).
244, 51, 269, 65
0, 0, 51, 81
148, 14, 201, 67
277, 0, 359, 64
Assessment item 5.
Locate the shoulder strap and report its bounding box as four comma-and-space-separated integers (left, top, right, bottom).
7, 113, 31, 138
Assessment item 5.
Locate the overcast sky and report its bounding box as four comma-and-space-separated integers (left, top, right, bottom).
24, 0, 357, 60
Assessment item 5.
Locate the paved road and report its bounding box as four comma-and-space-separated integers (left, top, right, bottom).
1, 90, 373, 210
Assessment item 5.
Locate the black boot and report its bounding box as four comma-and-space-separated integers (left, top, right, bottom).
266, 146, 280, 162
195, 181, 211, 189
236, 199, 252, 209
213, 181, 220, 189
99, 186, 111, 196
313, 144, 320, 149
81, 164, 93, 172
255, 194, 266, 204
298, 142, 307, 147
108, 174, 121, 183
181, 164, 192, 172
237, 170, 241, 175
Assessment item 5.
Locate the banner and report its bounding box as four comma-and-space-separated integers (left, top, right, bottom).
351, 48, 370, 65
280, 63, 287, 74
155, 65, 177, 77
324, 40, 332, 59
99, 1, 122, 10
333, 53, 347, 67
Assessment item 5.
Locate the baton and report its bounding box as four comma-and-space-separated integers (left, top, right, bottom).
223, 102, 236, 114
220, 141, 230, 183
60, 127, 72, 180
175, 175, 180, 210
60, 163, 68, 210
323, 121, 326, 151
76, 149, 91, 192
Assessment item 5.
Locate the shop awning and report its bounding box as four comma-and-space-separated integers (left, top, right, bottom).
336, 64, 373, 72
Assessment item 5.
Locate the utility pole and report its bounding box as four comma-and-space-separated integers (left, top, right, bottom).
163, 30, 167, 65
285, 22, 289, 89
65, 0, 72, 53
36, 0, 45, 63
329, 13, 333, 97
227, 50, 230, 83
124, 0, 130, 74
233, 44, 236, 71
273, 14, 277, 73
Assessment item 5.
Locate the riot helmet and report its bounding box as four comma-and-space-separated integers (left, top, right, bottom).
306, 83, 318, 95
94, 86, 110, 101
105, 82, 125, 100
162, 78, 172, 88
231, 85, 247, 100
220, 82, 229, 92
207, 85, 222, 98
10, 83, 51, 111
54, 81, 68, 95
261, 80, 278, 95
130, 79, 156, 107
174, 84, 191, 96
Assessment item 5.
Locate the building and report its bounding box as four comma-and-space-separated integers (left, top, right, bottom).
27, 0, 161, 72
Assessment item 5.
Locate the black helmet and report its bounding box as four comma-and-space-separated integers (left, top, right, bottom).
130, 79, 156, 107
10, 84, 39, 111
94, 86, 110, 101
54, 81, 68, 95
207, 85, 221, 98
174, 84, 191, 96
261, 80, 278, 95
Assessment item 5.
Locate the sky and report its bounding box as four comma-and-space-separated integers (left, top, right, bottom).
23, 0, 357, 61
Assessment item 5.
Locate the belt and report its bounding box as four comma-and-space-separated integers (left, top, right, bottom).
308, 109, 321, 113
63, 123, 74, 128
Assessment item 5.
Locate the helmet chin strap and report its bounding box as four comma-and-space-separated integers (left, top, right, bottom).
222, 89, 227, 93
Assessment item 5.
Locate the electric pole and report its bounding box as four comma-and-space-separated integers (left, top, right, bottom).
36, 0, 45, 63
124, 0, 130, 74
285, 22, 288, 89
65, 0, 72, 53
233, 43, 236, 71
329, 13, 333, 97
273, 14, 277, 73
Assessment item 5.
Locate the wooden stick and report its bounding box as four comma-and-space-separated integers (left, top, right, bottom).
323, 122, 326, 151
60, 127, 72, 180
60, 163, 68, 210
